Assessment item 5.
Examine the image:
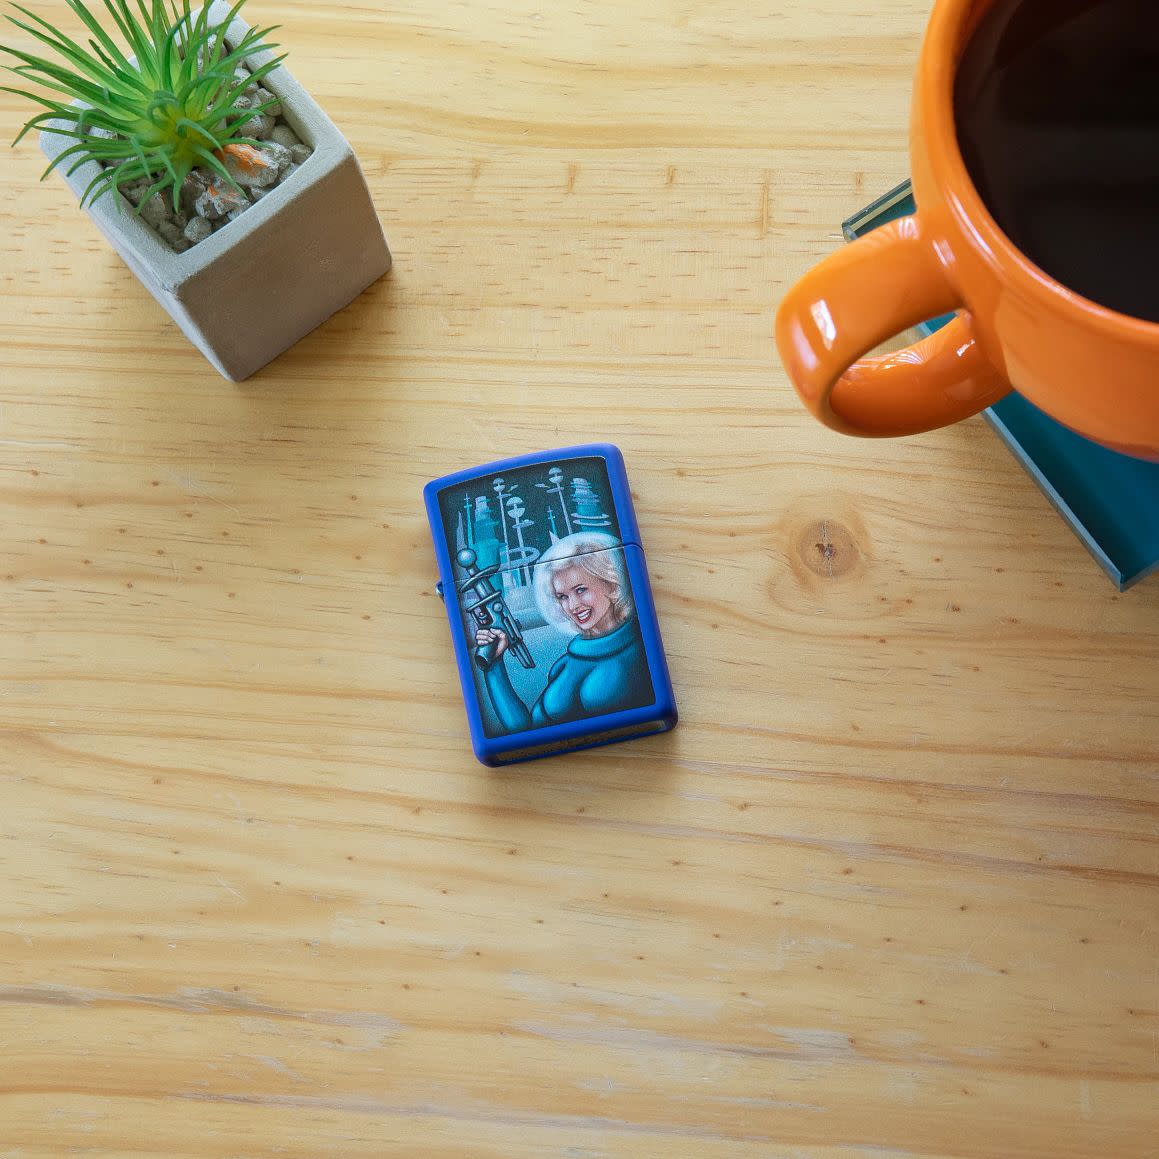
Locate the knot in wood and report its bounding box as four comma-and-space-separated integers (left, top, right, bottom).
797, 519, 859, 578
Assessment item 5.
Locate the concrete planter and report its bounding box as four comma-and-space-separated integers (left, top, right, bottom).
38, 0, 391, 381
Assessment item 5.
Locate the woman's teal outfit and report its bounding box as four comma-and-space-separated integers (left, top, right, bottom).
484, 618, 652, 731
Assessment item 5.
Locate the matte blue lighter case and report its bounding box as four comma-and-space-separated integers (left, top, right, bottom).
424, 445, 678, 766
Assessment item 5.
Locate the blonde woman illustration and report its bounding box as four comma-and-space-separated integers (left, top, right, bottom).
474, 532, 652, 730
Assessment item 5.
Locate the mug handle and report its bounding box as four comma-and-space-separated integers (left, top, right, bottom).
776, 215, 1012, 437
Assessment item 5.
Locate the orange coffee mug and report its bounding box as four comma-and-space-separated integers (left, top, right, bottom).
775, 0, 1159, 461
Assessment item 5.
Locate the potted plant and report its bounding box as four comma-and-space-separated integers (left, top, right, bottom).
2, 0, 391, 381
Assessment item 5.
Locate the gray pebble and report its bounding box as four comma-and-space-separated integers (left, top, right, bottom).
282, 162, 301, 183
261, 140, 292, 176
249, 184, 269, 201
194, 180, 248, 220
183, 215, 213, 244
179, 172, 207, 217
226, 206, 249, 222
157, 220, 189, 251
289, 144, 311, 166
243, 113, 275, 141
255, 87, 282, 118
121, 179, 151, 206
139, 193, 170, 230
270, 124, 301, 149
220, 144, 281, 188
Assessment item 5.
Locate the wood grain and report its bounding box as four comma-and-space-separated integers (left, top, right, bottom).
1, 0, 1157, 1155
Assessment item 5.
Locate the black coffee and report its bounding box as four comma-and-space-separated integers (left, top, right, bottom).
954, 0, 1159, 322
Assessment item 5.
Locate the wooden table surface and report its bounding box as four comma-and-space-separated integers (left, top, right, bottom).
2, 1, 1157, 1155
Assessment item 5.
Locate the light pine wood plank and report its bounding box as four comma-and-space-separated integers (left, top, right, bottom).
1, 0, 1157, 1155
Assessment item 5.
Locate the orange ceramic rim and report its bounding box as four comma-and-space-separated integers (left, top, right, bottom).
926, 0, 1159, 342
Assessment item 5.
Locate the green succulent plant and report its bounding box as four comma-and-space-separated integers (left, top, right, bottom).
1, 0, 285, 212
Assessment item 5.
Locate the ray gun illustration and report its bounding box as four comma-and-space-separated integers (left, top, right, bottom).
454, 548, 536, 672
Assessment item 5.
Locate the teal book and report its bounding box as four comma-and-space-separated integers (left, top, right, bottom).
843, 182, 1159, 591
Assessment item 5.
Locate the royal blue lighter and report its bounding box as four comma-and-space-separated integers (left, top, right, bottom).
424, 444, 678, 766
